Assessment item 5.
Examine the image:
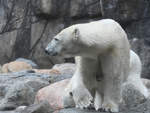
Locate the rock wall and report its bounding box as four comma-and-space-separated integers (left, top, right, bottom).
0, 0, 150, 78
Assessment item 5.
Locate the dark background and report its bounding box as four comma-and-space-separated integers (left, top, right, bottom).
0, 0, 150, 78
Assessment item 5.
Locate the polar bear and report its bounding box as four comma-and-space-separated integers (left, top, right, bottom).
45, 19, 141, 112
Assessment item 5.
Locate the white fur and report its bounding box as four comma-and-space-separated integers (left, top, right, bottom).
61, 19, 130, 112
127, 50, 149, 98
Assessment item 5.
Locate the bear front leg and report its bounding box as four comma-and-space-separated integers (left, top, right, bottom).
94, 80, 104, 111
70, 56, 98, 109
94, 89, 103, 111
100, 52, 127, 112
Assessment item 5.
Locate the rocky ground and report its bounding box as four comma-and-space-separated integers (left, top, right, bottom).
0, 59, 150, 113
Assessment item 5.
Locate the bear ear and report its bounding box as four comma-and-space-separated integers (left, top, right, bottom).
73, 28, 80, 41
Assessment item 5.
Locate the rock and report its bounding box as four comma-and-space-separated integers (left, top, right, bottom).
58, 102, 150, 113
0, 65, 2, 73
0, 101, 53, 113
15, 106, 27, 111
30, 19, 65, 68
36, 78, 150, 113
35, 79, 70, 110
126, 20, 150, 78
31, 0, 68, 18
0, 71, 51, 110
21, 101, 54, 113
101, 0, 150, 23
0, 0, 65, 68
121, 83, 147, 110
33, 69, 61, 75
70, 0, 101, 19
142, 78, 150, 89
15, 58, 38, 69
1, 61, 33, 73
0, 30, 18, 65
59, 88, 150, 113
0, 111, 16, 113
0, 63, 74, 111
33, 63, 75, 83
52, 63, 76, 75
0, 82, 35, 111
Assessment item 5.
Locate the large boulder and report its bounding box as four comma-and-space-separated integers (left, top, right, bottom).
1, 61, 33, 73
35, 78, 150, 113
0, 82, 35, 111
35, 79, 70, 110
0, 71, 50, 110
15, 58, 38, 69
0, 63, 74, 111
21, 101, 54, 113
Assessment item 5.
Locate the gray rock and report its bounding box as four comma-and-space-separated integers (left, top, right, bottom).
15, 58, 38, 69
59, 82, 150, 113
0, 82, 35, 111
0, 72, 50, 110
0, 0, 65, 68
21, 101, 54, 113
0, 111, 16, 113
31, 0, 68, 18
0, 64, 74, 111
0, 101, 53, 113
52, 63, 76, 75
101, 0, 150, 23
126, 19, 150, 78
59, 99, 150, 113
70, 0, 101, 19
121, 83, 147, 111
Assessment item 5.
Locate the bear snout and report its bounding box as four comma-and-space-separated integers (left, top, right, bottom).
45, 48, 50, 55
45, 48, 58, 56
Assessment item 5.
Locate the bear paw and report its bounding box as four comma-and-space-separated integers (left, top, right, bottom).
94, 91, 102, 111
101, 101, 119, 112
70, 87, 93, 109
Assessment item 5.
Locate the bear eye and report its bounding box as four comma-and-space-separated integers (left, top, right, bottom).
54, 38, 59, 41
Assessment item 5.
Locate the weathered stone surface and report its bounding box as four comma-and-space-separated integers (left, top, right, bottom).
0, 63, 74, 111
1, 61, 33, 73
0, 30, 17, 65
30, 19, 65, 68
52, 63, 76, 75
70, 0, 101, 19
33, 63, 75, 76
31, 0, 69, 18
15, 58, 38, 69
0, 82, 35, 111
35, 78, 150, 113
101, 0, 150, 23
35, 79, 70, 110
0, 71, 51, 110
21, 101, 54, 113
0, 0, 65, 68
59, 93, 150, 113
121, 83, 147, 110
33, 63, 74, 83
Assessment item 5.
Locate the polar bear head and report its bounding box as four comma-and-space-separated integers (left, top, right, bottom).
45, 26, 83, 57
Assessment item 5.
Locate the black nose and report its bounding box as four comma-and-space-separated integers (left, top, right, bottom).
45, 49, 49, 55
